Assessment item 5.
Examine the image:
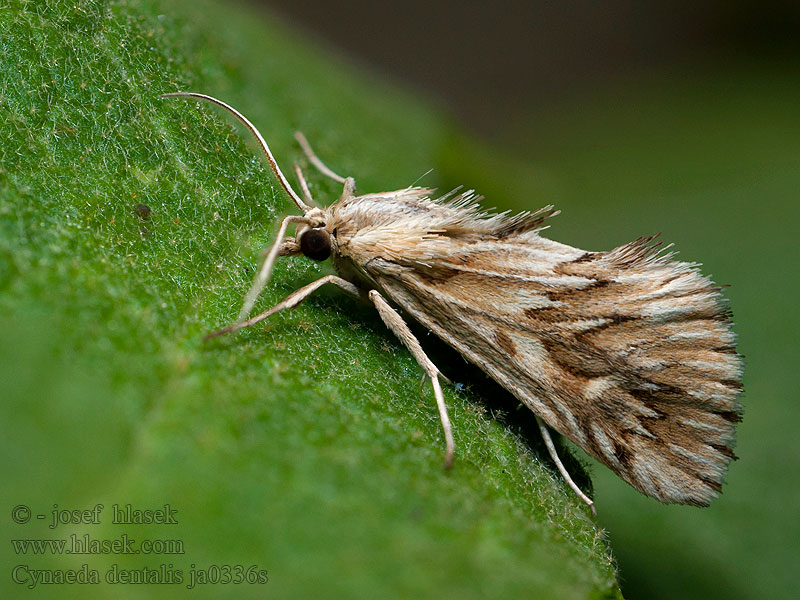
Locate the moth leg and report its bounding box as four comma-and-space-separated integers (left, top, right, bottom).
238, 214, 315, 322
368, 289, 455, 470
206, 275, 360, 341
294, 131, 347, 184
535, 416, 596, 516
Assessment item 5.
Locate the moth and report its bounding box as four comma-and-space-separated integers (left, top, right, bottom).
162, 92, 743, 514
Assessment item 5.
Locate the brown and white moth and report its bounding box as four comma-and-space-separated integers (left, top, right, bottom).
162, 92, 743, 514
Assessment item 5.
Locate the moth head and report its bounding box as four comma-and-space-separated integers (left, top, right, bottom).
299, 227, 332, 261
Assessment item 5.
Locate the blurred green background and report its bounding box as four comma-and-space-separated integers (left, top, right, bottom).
1, 0, 798, 598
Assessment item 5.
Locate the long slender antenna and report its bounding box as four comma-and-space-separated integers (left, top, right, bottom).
294, 131, 347, 184
160, 92, 310, 213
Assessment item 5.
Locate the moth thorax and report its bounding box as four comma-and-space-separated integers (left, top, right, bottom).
299, 228, 332, 261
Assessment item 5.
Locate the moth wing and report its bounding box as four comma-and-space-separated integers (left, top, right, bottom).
363, 235, 742, 505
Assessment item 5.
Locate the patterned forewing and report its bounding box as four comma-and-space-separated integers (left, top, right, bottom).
363, 235, 742, 505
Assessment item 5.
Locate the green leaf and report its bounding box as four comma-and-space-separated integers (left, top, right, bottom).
0, 1, 620, 598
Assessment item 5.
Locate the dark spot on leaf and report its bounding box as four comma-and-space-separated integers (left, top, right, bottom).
134, 203, 152, 220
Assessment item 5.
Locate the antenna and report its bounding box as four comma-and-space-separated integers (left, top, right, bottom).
160, 92, 311, 212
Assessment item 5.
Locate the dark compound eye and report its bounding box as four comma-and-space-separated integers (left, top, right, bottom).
299, 228, 332, 261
